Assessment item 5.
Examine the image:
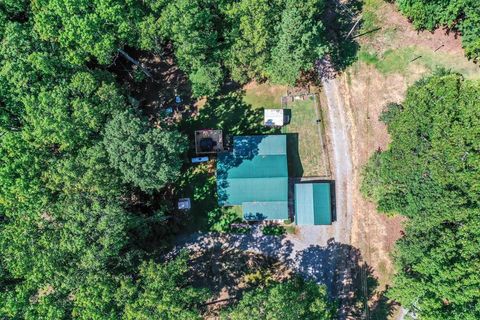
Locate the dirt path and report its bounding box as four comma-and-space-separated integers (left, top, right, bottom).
321, 78, 353, 245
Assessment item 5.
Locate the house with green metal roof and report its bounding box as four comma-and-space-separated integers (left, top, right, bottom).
217, 135, 289, 221
294, 182, 332, 225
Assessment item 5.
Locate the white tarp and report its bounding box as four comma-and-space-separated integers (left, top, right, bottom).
264, 109, 284, 126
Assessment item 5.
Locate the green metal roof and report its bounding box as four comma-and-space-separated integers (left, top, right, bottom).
223, 155, 288, 179
233, 135, 287, 156
217, 135, 288, 220
219, 177, 288, 205
295, 183, 332, 225
242, 201, 289, 221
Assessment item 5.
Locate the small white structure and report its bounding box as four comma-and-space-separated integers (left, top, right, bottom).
178, 198, 191, 210
264, 109, 285, 127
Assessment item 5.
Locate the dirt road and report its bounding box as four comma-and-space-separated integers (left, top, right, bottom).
322, 78, 353, 245
321, 77, 358, 319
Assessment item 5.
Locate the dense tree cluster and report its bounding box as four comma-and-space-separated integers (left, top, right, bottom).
0, 3, 188, 318
396, 0, 480, 60
0, 1, 334, 318
362, 72, 480, 319
161, 0, 328, 92
226, 277, 336, 319
103, 110, 187, 192
225, 0, 328, 86
29, 0, 329, 96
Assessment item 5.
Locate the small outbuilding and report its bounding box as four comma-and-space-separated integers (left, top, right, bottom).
264, 109, 285, 127
294, 182, 332, 225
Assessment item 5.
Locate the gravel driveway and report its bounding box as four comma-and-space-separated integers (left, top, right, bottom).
322, 77, 354, 245
173, 226, 351, 296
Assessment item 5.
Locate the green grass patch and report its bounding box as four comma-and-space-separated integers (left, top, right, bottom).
283, 97, 327, 177
231, 205, 243, 219
361, 11, 379, 34
243, 82, 286, 109
357, 47, 417, 75
377, 48, 416, 74
358, 50, 380, 65
357, 46, 480, 78
359, 0, 383, 37
417, 49, 480, 80
208, 206, 244, 233
364, 0, 383, 10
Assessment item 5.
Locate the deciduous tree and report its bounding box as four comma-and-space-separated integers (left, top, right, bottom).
269, 0, 328, 85
362, 72, 480, 319
119, 251, 208, 320
224, 0, 282, 83
226, 277, 336, 319
103, 110, 187, 192
31, 0, 147, 64
159, 0, 224, 97
362, 73, 480, 217
22, 71, 126, 152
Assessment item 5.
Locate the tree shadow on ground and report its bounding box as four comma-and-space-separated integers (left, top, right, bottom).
370, 288, 400, 320
169, 231, 295, 316
188, 245, 290, 298
174, 162, 217, 233
171, 232, 398, 318
319, 0, 363, 79
286, 133, 304, 177
108, 46, 193, 119
293, 240, 399, 318
180, 91, 278, 139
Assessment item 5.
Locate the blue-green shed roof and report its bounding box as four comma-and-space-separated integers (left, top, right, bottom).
242, 201, 289, 221
295, 183, 332, 225
217, 135, 288, 220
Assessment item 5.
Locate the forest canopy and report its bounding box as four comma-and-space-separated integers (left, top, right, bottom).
0, 1, 334, 318
362, 72, 480, 319
3, 0, 478, 318
25, 0, 330, 96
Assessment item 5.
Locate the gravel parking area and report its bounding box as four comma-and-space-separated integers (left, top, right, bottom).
174, 226, 355, 297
